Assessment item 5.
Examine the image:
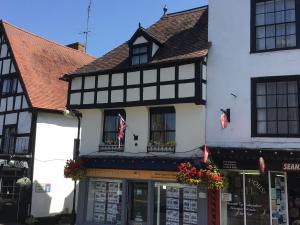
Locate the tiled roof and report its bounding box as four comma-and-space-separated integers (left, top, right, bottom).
1, 20, 95, 111
71, 6, 208, 76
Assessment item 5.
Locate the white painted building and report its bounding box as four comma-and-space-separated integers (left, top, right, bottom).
64, 7, 210, 225
207, 1, 300, 225
0, 20, 94, 223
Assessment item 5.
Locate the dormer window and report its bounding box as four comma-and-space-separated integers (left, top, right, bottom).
131, 44, 149, 65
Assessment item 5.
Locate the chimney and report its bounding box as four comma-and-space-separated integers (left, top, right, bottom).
66, 42, 85, 52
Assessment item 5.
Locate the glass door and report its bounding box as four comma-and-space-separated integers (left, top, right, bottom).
128, 182, 148, 225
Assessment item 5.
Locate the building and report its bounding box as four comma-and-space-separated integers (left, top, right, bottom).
63, 6, 210, 225
207, 0, 300, 225
0, 20, 94, 223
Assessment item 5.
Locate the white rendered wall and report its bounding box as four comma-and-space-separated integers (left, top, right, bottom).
31, 113, 77, 217
207, 0, 300, 148
79, 104, 205, 156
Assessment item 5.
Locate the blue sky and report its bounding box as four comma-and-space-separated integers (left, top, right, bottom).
1, 0, 207, 57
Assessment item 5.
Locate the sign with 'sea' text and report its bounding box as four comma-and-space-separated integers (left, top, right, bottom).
283, 163, 300, 171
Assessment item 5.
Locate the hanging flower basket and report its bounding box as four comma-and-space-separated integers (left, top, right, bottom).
16, 177, 32, 188
64, 159, 85, 181
177, 162, 226, 190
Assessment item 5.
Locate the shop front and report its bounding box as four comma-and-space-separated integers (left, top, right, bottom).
76, 156, 209, 225
211, 147, 300, 225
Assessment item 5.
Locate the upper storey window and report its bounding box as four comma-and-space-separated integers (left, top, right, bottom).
2, 78, 17, 96
252, 0, 298, 51
131, 44, 149, 65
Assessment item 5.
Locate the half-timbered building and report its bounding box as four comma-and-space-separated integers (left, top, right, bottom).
63, 6, 209, 225
0, 20, 94, 223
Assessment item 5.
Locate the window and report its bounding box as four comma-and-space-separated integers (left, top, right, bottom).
252, 0, 298, 51
150, 107, 175, 144
2, 125, 16, 154
102, 110, 125, 145
131, 44, 149, 65
2, 78, 17, 96
252, 77, 300, 137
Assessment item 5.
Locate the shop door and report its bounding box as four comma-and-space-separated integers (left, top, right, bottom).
288, 173, 300, 225
128, 182, 148, 225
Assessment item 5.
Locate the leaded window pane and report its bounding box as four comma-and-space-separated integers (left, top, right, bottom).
276, 24, 285, 36
275, 0, 285, 11
286, 0, 295, 9
266, 37, 276, 49
286, 23, 296, 35
286, 34, 296, 47
278, 108, 288, 120
267, 108, 277, 120
257, 27, 266, 38
257, 121, 267, 133
256, 2, 265, 14
289, 121, 299, 134
278, 121, 288, 133
0, 44, 8, 58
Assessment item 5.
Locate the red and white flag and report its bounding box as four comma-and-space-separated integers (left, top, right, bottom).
202, 145, 209, 163
220, 112, 229, 129
118, 115, 126, 148
259, 157, 266, 174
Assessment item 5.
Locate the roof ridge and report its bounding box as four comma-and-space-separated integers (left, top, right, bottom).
1, 20, 95, 59
165, 5, 208, 17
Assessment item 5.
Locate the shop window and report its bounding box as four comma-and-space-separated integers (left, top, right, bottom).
149, 107, 175, 145
102, 110, 125, 146
252, 77, 300, 137
86, 179, 123, 224
251, 0, 298, 52
154, 183, 201, 225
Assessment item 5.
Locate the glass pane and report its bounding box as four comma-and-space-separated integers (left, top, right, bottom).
103, 133, 118, 145
139, 46, 147, 53
245, 174, 270, 225
286, 23, 296, 35
256, 14, 265, 26
257, 121, 267, 133
166, 132, 175, 142
257, 96, 266, 108
256, 38, 266, 50
132, 48, 140, 54
265, 1, 275, 12
130, 182, 148, 223
278, 121, 288, 133
275, 0, 284, 11
275, 11, 285, 23
276, 36, 286, 48
257, 109, 267, 121
132, 56, 139, 65
277, 82, 286, 94
105, 115, 118, 131
268, 121, 277, 133
0, 43, 8, 58
265, 12, 275, 25
266, 37, 275, 49
151, 114, 164, 130
288, 94, 298, 107
86, 179, 123, 224
288, 108, 298, 120
256, 27, 266, 38
289, 121, 299, 134
286, 10, 295, 22
286, 35, 296, 47
267, 95, 276, 107
2, 79, 10, 95
152, 132, 164, 144
278, 108, 288, 120
268, 108, 277, 120
267, 82, 276, 94
256, 83, 266, 95
266, 25, 275, 37
220, 171, 244, 225
165, 113, 175, 130
256, 2, 265, 14
277, 95, 287, 107
270, 172, 288, 225
287, 81, 298, 93
2, 59, 10, 75
286, 0, 295, 9
276, 24, 285, 36
139, 54, 148, 64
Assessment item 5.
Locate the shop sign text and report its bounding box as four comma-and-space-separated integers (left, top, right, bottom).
283, 163, 300, 171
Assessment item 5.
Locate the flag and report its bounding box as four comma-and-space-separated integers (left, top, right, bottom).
220, 111, 228, 129
259, 157, 266, 174
117, 115, 126, 148
202, 145, 209, 163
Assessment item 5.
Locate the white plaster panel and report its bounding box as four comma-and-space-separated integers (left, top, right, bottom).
98, 74, 109, 88
0, 98, 6, 112
178, 83, 195, 98
127, 71, 140, 85
202, 83, 206, 101
179, 64, 195, 80
143, 86, 156, 100
5, 113, 17, 125
0, 115, 4, 135
84, 76, 95, 89
71, 77, 82, 90
160, 84, 175, 99
6, 97, 13, 111
18, 111, 32, 133
111, 73, 124, 86
83, 92, 94, 104
96, 91, 108, 104
22, 96, 29, 109
70, 93, 81, 105
160, 67, 175, 82
14, 96, 22, 110
111, 90, 123, 102
143, 69, 157, 84
32, 113, 77, 217
152, 43, 159, 56
126, 88, 140, 102
17, 81, 23, 93
133, 36, 148, 45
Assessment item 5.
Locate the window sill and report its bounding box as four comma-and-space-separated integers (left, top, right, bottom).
251, 134, 300, 138
250, 46, 299, 54
98, 145, 124, 152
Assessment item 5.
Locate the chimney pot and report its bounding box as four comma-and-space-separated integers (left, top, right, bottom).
66, 42, 85, 52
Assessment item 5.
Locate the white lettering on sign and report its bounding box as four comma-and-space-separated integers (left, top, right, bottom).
248, 178, 266, 194
283, 163, 300, 171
